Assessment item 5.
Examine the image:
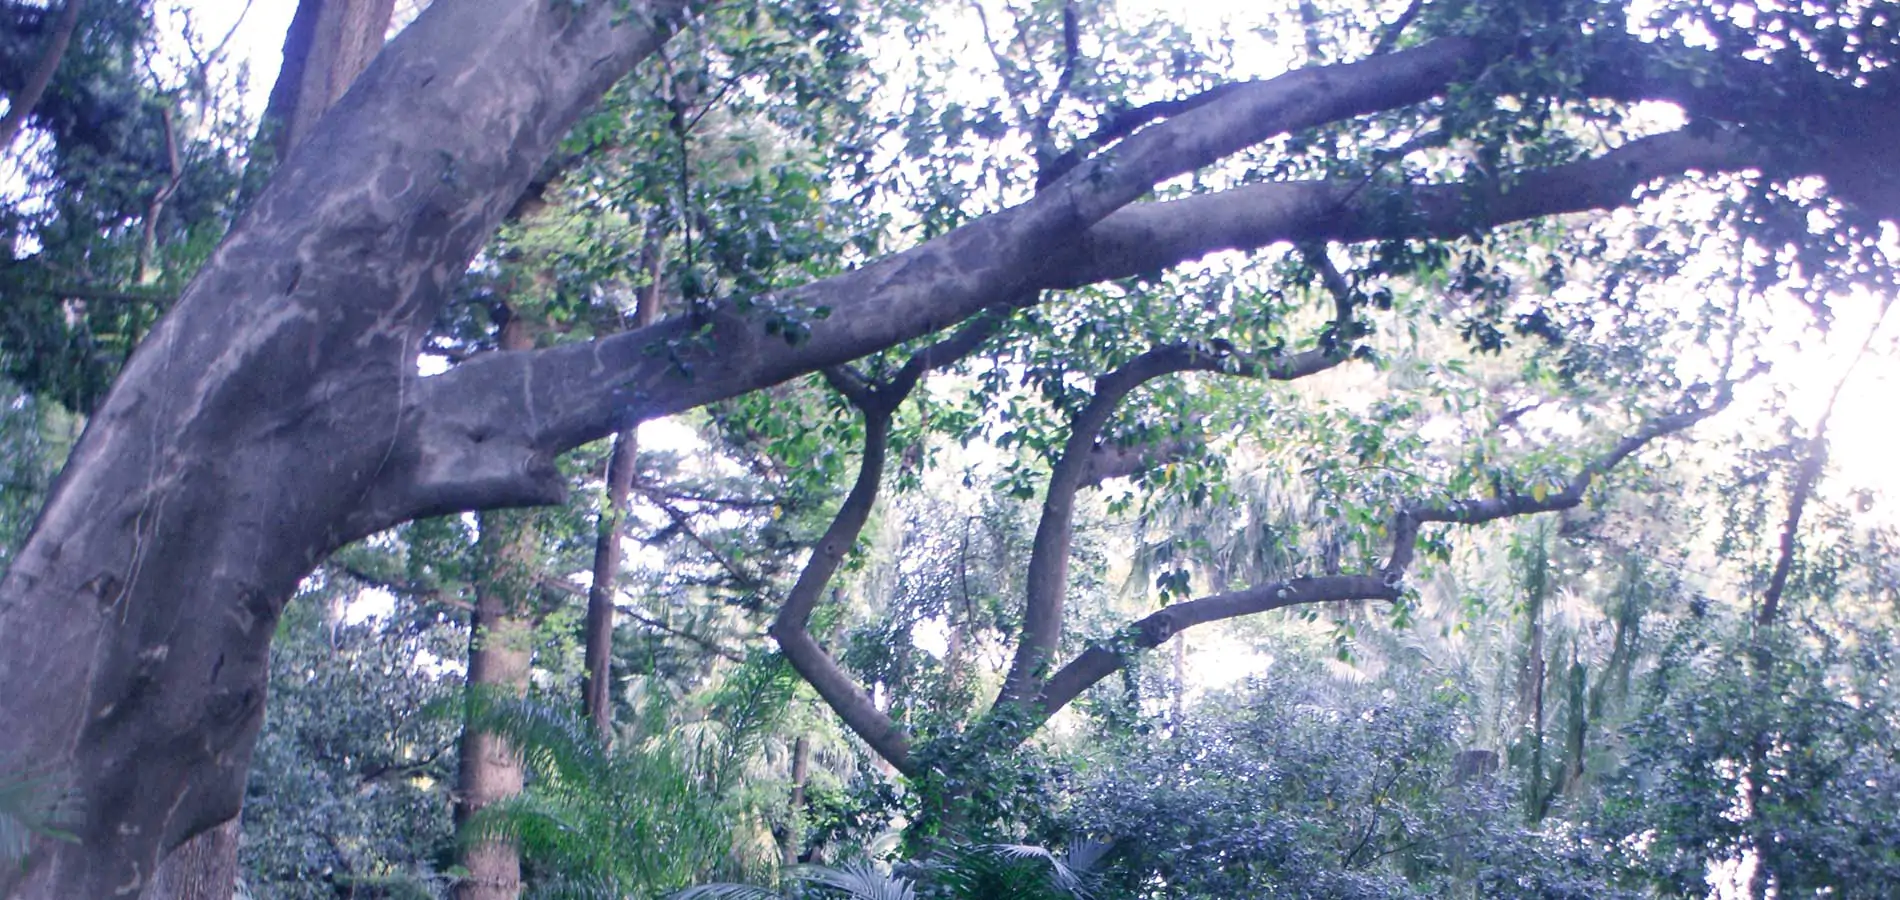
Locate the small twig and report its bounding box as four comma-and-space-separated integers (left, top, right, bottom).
1371, 0, 1426, 56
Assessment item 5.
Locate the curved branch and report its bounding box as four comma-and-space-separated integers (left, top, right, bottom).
390, 39, 1489, 527
770, 312, 1006, 774
997, 343, 1251, 706
1035, 574, 1397, 722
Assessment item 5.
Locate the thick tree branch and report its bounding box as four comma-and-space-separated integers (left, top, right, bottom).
1579, 35, 1900, 219
1048, 128, 1753, 289
395, 124, 1759, 533
393, 38, 1491, 526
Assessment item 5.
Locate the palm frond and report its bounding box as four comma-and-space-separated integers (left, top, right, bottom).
670, 884, 786, 900
795, 860, 917, 900
0, 770, 77, 865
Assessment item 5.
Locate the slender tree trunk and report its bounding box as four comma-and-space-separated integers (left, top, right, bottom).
779, 734, 811, 867
0, 0, 82, 153
454, 316, 540, 900
581, 226, 665, 736
263, 0, 400, 160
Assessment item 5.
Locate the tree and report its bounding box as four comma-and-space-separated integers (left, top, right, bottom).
1, 0, 1897, 895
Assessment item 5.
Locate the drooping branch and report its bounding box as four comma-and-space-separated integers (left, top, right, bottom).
1029, 394, 1732, 730
769, 312, 1008, 775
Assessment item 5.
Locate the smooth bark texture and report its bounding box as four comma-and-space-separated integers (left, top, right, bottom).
0, 2, 693, 895
144, 5, 400, 895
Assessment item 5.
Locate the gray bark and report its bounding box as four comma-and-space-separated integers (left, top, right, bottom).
0, 2, 693, 895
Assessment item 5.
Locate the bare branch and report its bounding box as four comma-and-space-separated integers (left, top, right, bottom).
1372, 0, 1426, 56
613, 602, 747, 663
643, 491, 775, 605
1384, 396, 1733, 577
1760, 297, 1891, 625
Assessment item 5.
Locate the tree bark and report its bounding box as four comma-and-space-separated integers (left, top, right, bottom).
0, 0, 82, 153
582, 231, 664, 737
263, 0, 401, 159
0, 3, 692, 895
778, 734, 811, 867
141, 819, 238, 900
453, 316, 540, 900
141, 5, 402, 897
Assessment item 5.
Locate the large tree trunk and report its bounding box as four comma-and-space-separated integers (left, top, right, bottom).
141, 820, 239, 900
141, 5, 400, 898
0, 3, 692, 895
